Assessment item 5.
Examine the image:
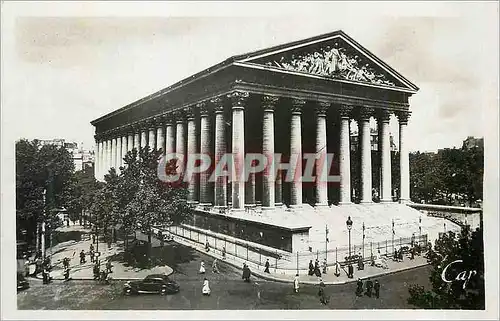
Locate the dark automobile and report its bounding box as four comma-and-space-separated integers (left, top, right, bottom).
123, 274, 180, 295
17, 272, 29, 292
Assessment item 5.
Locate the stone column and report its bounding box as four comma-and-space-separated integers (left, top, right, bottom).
186, 108, 198, 203
165, 119, 175, 155
213, 97, 227, 208
315, 101, 329, 207
290, 99, 305, 207
127, 130, 134, 152
106, 138, 112, 175
339, 105, 353, 204
379, 110, 392, 202
262, 95, 278, 209
140, 126, 148, 149
133, 127, 140, 151
95, 137, 100, 180
148, 124, 156, 150
175, 111, 186, 178
397, 111, 411, 203
156, 118, 165, 155
121, 135, 127, 169
199, 102, 212, 205
275, 169, 283, 206
359, 107, 374, 203
229, 91, 248, 210
111, 136, 117, 170
115, 134, 122, 173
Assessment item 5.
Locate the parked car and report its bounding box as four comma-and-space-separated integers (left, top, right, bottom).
17, 272, 29, 292
123, 274, 179, 295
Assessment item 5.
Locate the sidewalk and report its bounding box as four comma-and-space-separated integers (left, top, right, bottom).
31, 224, 173, 280
172, 234, 429, 285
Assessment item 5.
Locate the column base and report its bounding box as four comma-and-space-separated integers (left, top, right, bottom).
261, 206, 275, 211
275, 202, 283, 207
380, 199, 394, 203
360, 200, 374, 205
187, 200, 199, 205
289, 204, 303, 209
245, 204, 256, 208
231, 208, 245, 212
338, 201, 353, 206
198, 202, 213, 207
399, 198, 411, 204
315, 203, 329, 207
213, 205, 228, 210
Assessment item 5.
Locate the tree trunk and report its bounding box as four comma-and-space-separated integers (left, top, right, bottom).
35, 223, 40, 257
147, 228, 152, 264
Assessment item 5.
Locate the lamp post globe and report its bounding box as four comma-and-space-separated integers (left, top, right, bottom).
346, 216, 353, 258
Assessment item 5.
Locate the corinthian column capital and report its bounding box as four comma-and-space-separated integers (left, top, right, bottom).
339, 105, 354, 118
396, 110, 411, 124
377, 109, 392, 123
197, 101, 210, 116
291, 98, 306, 114
185, 106, 196, 120
316, 101, 330, 116
227, 91, 249, 108
358, 107, 375, 121
262, 95, 279, 111
210, 96, 225, 113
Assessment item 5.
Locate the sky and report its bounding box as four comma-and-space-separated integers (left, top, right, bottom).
1, 1, 498, 152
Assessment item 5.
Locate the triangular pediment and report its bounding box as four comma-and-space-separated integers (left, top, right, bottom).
234, 31, 418, 91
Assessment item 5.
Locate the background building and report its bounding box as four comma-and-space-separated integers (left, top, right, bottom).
38, 139, 95, 171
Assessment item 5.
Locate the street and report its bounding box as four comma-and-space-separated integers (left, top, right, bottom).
17, 243, 431, 310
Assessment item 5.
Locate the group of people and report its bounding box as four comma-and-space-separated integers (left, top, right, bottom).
308, 259, 325, 277
92, 259, 113, 284
356, 278, 381, 298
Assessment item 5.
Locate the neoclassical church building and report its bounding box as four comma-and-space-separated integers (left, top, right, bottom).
91, 30, 457, 256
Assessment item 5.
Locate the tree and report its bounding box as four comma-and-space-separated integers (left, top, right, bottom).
16, 139, 75, 251
121, 146, 190, 262
407, 227, 485, 309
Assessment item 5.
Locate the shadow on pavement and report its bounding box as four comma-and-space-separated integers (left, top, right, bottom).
108, 241, 198, 272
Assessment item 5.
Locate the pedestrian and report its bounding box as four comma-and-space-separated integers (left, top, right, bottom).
202, 278, 211, 296
357, 253, 364, 271
212, 259, 219, 274
355, 278, 363, 297
205, 241, 210, 252
293, 274, 300, 293
106, 260, 113, 273
222, 246, 226, 260
365, 279, 373, 297
374, 280, 380, 298
314, 259, 321, 276
308, 260, 314, 276
90, 249, 94, 263
347, 263, 354, 278
63, 257, 70, 270
322, 258, 327, 274
264, 259, 270, 273
410, 246, 415, 260
398, 248, 404, 262
318, 279, 328, 305
199, 260, 206, 274
242, 264, 251, 282
334, 261, 341, 277
93, 263, 100, 280
64, 268, 71, 282
90, 243, 94, 253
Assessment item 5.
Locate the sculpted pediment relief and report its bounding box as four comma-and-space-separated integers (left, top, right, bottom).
249, 38, 401, 88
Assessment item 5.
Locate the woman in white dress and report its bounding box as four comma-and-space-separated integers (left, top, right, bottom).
293, 274, 300, 293
199, 260, 206, 274
202, 278, 211, 296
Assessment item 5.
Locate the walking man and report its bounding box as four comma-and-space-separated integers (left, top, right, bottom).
264, 259, 270, 273
293, 274, 300, 293
199, 260, 206, 274
212, 259, 219, 274
347, 263, 354, 278
79, 250, 85, 264
365, 279, 373, 297
308, 260, 314, 276
222, 246, 226, 260
355, 278, 363, 297
374, 280, 380, 298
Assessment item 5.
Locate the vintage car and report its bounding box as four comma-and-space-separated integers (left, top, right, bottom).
123, 274, 179, 295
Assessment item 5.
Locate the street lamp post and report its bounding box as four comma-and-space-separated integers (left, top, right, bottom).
346, 216, 353, 259
418, 216, 422, 246
325, 225, 329, 267
392, 219, 395, 254
362, 222, 365, 259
